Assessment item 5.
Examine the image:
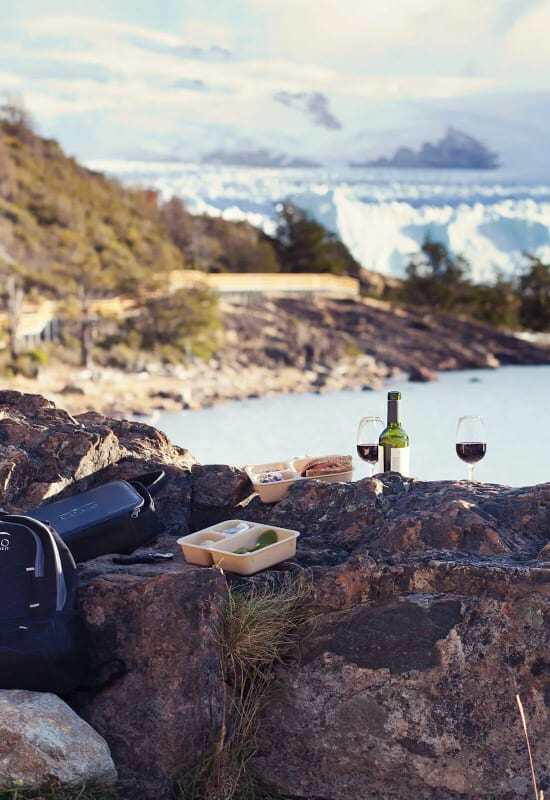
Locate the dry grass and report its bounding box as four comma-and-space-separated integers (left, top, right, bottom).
516, 694, 545, 800
0, 783, 118, 800
177, 571, 312, 800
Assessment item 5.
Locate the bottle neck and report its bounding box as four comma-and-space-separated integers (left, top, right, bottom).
388, 399, 399, 426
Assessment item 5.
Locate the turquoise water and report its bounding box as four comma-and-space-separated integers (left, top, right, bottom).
155, 365, 550, 487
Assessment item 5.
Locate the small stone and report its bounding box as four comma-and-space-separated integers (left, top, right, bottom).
408, 365, 438, 382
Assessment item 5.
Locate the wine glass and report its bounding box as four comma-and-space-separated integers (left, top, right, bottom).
456, 415, 487, 482
357, 416, 384, 477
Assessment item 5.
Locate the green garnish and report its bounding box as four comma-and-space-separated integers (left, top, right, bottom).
233, 529, 278, 554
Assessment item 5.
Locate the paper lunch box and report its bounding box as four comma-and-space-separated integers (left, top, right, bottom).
177, 519, 300, 575
245, 456, 353, 503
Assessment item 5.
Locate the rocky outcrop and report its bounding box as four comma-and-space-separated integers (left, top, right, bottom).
1, 393, 550, 799
0, 691, 117, 788
195, 473, 550, 799
0, 391, 196, 533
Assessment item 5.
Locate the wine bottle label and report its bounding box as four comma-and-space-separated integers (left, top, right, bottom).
390, 446, 410, 476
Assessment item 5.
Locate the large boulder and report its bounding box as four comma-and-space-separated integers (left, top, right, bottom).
0, 690, 117, 788
252, 573, 550, 800
0, 390, 196, 535
211, 476, 550, 800
74, 558, 227, 797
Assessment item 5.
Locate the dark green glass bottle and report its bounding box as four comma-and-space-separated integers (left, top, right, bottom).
379, 391, 410, 475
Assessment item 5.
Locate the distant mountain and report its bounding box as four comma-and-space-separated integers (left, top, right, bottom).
201, 148, 321, 168
352, 127, 500, 170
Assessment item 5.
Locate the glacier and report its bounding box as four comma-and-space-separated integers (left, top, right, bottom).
89, 160, 550, 282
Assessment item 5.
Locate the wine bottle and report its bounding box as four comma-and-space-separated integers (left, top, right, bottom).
379, 391, 410, 476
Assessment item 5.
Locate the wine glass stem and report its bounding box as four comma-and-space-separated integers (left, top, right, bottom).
369, 463, 375, 478
468, 464, 474, 483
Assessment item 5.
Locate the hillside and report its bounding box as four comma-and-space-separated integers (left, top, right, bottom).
0, 122, 185, 286
0, 111, 361, 291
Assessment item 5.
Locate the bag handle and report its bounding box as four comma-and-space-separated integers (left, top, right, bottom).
130, 470, 166, 496
0, 513, 69, 611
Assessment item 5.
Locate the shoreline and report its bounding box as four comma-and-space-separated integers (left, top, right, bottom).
3, 294, 550, 419
0, 356, 395, 419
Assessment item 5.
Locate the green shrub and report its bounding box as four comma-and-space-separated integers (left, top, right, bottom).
400, 238, 521, 329
401, 238, 470, 313
275, 202, 360, 277
118, 286, 222, 364
518, 256, 550, 331
27, 346, 49, 366
161, 196, 281, 274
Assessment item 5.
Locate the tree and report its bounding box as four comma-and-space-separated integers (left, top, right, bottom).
0, 134, 16, 199
402, 238, 470, 312
0, 95, 37, 146
518, 256, 550, 331
275, 203, 360, 276
33, 234, 120, 368
159, 196, 196, 253
161, 196, 281, 273
468, 274, 520, 329
0, 256, 25, 361
134, 286, 221, 362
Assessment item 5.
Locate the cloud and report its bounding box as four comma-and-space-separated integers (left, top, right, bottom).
170, 77, 234, 93
0, 4, 535, 160
504, 0, 550, 65
251, 0, 501, 61
170, 78, 208, 91
0, 56, 116, 83
127, 36, 231, 61
274, 91, 342, 129
24, 15, 232, 62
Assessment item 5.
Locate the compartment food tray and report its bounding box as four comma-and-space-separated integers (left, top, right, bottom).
177, 519, 300, 575
245, 457, 353, 503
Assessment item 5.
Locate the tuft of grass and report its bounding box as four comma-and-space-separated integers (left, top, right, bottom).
0, 782, 118, 800
176, 572, 311, 800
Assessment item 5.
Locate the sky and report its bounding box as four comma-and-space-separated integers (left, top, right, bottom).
2, 0, 550, 164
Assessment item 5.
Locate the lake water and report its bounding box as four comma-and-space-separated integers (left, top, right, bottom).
155, 365, 550, 487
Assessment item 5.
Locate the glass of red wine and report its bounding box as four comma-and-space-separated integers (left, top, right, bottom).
357, 416, 384, 477
456, 415, 487, 482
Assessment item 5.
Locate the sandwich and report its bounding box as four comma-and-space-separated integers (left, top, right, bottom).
300, 455, 352, 478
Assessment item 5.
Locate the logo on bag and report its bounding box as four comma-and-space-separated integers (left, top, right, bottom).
59, 501, 99, 521
0, 532, 11, 551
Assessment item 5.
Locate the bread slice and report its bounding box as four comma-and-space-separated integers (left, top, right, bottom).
301, 455, 352, 478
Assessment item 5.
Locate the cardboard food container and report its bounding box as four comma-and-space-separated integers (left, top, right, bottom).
290, 456, 353, 484
244, 461, 300, 503
177, 520, 300, 575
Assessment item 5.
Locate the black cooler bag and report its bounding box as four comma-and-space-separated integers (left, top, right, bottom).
28, 470, 166, 563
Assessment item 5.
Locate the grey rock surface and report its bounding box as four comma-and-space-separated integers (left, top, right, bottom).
0, 690, 117, 788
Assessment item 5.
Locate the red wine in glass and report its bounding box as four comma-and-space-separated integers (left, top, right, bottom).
456, 443, 486, 464
357, 444, 379, 463
356, 416, 383, 477
456, 416, 486, 482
